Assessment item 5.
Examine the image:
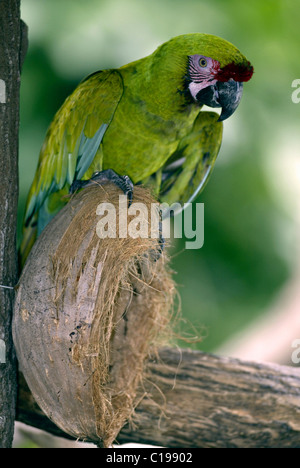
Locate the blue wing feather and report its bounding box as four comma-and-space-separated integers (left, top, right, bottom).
76, 123, 108, 179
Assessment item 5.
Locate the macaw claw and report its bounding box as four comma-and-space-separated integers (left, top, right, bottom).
69, 169, 134, 206
147, 221, 165, 263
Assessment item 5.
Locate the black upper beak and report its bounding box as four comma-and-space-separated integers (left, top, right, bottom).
196, 79, 243, 122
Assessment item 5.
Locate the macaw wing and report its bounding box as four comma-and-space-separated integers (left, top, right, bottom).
24, 69, 123, 227
158, 111, 223, 209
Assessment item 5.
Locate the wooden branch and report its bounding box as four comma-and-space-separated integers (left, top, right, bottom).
0, 0, 24, 448
17, 347, 300, 448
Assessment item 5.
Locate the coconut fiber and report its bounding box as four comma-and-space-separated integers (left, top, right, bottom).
13, 184, 175, 447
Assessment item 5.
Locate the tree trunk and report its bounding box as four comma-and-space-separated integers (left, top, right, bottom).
0, 0, 26, 448
17, 347, 300, 448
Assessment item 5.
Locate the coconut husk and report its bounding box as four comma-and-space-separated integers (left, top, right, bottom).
13, 184, 175, 447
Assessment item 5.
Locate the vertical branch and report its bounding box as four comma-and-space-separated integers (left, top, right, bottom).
0, 0, 24, 448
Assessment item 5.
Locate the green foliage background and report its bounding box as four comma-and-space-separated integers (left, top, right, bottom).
19, 0, 300, 352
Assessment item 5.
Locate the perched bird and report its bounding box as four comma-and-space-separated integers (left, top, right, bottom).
20, 33, 253, 264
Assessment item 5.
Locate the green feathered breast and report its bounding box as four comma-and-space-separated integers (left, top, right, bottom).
20, 33, 252, 264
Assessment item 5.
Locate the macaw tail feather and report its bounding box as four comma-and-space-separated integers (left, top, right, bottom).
19, 212, 38, 269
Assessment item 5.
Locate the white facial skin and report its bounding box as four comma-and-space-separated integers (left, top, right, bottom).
188, 54, 221, 101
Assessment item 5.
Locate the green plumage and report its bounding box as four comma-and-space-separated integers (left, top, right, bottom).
20, 33, 252, 264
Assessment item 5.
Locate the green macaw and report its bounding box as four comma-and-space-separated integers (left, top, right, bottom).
20, 33, 253, 265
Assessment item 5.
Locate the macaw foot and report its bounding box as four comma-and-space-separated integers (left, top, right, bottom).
70, 169, 164, 260
69, 169, 134, 205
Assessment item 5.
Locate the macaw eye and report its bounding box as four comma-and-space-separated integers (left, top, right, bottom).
199, 58, 207, 68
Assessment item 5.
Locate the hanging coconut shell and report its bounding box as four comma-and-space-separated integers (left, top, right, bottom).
13, 184, 175, 447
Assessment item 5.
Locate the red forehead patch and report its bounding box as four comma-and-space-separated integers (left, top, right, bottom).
215, 61, 254, 83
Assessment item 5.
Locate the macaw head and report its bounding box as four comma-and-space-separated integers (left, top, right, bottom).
151, 33, 254, 121
186, 52, 253, 121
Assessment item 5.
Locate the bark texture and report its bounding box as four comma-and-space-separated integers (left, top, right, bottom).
17, 347, 300, 448
0, 0, 25, 448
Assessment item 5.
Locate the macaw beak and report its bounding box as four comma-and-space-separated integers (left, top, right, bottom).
196, 79, 243, 122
